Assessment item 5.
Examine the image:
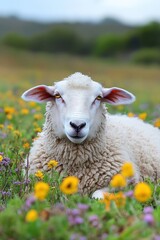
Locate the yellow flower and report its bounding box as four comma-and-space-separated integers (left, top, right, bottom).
34, 182, 50, 201
121, 162, 134, 178
29, 102, 36, 107
154, 118, 160, 128
35, 170, 44, 179
23, 143, 30, 149
21, 108, 29, 115
34, 114, 43, 120
102, 192, 126, 211
134, 182, 152, 202
34, 127, 42, 133
0, 155, 3, 162
60, 176, 79, 195
25, 209, 38, 222
7, 124, 14, 130
4, 106, 15, 115
110, 174, 126, 188
13, 130, 21, 137
114, 192, 126, 208
138, 112, 147, 121
6, 114, 13, 120
102, 192, 116, 211
128, 112, 134, 117
47, 160, 58, 169
0, 124, 4, 129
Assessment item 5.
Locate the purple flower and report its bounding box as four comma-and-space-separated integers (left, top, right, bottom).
13, 181, 22, 185
66, 208, 80, 216
1, 191, 11, 196
143, 214, 154, 225
143, 206, 153, 214
88, 215, 100, 228
70, 234, 86, 240
101, 233, 108, 240
1, 157, 10, 167
88, 215, 99, 222
23, 179, 31, 185
154, 236, 160, 240
77, 203, 89, 213
68, 216, 84, 225
25, 196, 35, 209
125, 190, 133, 198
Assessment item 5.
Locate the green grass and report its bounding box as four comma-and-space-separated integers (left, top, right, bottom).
0, 49, 160, 240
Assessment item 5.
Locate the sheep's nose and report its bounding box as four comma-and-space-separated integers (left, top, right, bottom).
70, 121, 86, 132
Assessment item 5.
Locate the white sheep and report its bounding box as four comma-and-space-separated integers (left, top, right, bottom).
22, 72, 160, 199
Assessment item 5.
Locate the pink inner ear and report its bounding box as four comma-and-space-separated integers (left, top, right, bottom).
28, 86, 53, 101
106, 89, 128, 102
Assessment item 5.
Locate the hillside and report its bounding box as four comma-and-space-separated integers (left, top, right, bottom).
0, 16, 134, 39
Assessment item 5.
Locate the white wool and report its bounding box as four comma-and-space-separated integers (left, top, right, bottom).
23, 72, 160, 196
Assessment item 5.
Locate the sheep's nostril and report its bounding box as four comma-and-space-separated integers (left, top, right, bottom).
78, 122, 86, 130
70, 122, 86, 132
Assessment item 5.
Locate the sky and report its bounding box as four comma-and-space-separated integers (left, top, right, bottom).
0, 0, 160, 25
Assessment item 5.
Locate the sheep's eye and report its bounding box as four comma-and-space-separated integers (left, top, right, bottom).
96, 96, 102, 101
54, 93, 61, 99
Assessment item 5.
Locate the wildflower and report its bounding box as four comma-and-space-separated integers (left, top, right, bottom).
29, 102, 36, 107
34, 114, 43, 120
110, 174, 126, 188
154, 236, 160, 240
125, 190, 133, 198
4, 106, 15, 115
143, 214, 154, 225
143, 206, 153, 214
128, 112, 134, 117
0, 124, 4, 129
60, 176, 79, 195
7, 124, 13, 130
34, 127, 42, 133
138, 112, 147, 121
121, 162, 134, 178
6, 114, 12, 120
23, 143, 30, 149
21, 108, 29, 115
114, 192, 126, 208
47, 159, 58, 169
25, 209, 38, 222
35, 170, 44, 179
34, 182, 50, 201
102, 192, 116, 211
88, 215, 100, 228
0, 155, 3, 162
13, 130, 21, 137
134, 182, 152, 202
154, 118, 160, 128
77, 203, 89, 213
25, 195, 36, 209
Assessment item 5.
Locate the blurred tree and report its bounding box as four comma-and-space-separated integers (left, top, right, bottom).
3, 33, 29, 49
93, 34, 125, 57
29, 28, 84, 54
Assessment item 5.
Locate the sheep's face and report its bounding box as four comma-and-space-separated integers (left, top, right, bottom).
22, 72, 135, 144
52, 79, 104, 143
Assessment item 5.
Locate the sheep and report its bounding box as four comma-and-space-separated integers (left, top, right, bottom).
22, 72, 160, 199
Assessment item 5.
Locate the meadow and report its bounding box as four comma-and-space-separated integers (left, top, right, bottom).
0, 48, 160, 240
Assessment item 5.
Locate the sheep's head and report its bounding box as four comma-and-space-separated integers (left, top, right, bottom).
22, 72, 135, 144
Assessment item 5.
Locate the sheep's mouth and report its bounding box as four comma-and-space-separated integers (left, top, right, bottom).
70, 135, 84, 139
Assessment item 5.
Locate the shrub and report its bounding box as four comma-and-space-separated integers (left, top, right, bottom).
29, 28, 84, 54
3, 33, 29, 49
93, 34, 126, 57
132, 48, 160, 65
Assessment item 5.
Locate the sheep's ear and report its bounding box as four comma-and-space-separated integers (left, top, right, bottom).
21, 85, 55, 103
102, 87, 135, 105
